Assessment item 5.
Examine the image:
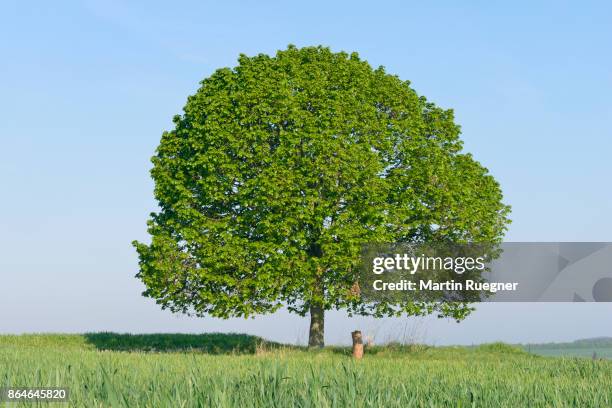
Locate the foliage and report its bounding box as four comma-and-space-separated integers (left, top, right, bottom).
475, 342, 528, 355
133, 45, 510, 328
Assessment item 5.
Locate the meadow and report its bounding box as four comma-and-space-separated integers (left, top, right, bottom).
523, 337, 612, 360
0, 334, 610, 407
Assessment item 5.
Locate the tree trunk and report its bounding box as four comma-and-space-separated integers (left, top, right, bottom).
308, 304, 325, 347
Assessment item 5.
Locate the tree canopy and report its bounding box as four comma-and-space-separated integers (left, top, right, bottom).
133, 45, 510, 346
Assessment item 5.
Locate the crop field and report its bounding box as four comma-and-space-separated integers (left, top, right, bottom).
526, 346, 612, 359
523, 338, 612, 360
1, 334, 611, 407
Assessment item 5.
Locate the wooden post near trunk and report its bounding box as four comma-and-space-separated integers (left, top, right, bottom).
352, 330, 364, 359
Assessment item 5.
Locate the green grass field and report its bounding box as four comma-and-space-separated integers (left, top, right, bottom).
523, 337, 612, 360
1, 334, 610, 407
526, 346, 612, 359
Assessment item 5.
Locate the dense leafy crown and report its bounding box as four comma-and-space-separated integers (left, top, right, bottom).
134, 45, 510, 320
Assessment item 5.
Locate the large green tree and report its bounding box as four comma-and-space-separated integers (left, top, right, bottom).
134, 45, 510, 347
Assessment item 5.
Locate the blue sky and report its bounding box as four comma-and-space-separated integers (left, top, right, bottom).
1, 1, 611, 344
